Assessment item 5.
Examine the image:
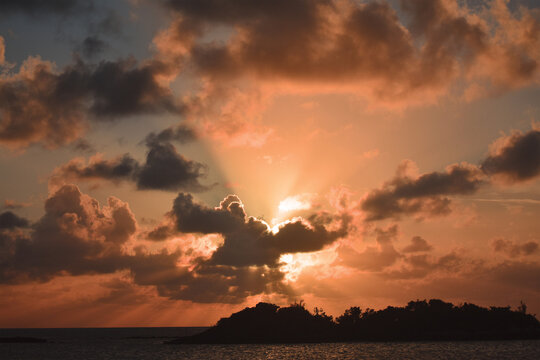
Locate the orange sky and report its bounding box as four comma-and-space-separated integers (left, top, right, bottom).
0, 0, 539, 327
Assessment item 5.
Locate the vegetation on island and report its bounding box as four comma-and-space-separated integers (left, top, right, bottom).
168, 299, 540, 344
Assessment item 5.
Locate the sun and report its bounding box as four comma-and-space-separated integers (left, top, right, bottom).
277, 195, 313, 214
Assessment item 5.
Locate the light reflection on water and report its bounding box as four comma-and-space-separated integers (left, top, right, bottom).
1, 328, 539, 360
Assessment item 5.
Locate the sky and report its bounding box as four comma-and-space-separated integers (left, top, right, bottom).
0, 0, 539, 327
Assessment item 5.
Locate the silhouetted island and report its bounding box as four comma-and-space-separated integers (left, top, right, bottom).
167, 299, 540, 344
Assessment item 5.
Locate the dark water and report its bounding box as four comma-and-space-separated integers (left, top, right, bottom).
2, 328, 540, 360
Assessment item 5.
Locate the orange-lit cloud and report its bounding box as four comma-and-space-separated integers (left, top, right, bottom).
159, 0, 539, 110
0, 46, 181, 149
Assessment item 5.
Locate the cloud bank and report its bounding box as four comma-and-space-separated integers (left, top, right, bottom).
361, 128, 540, 221
0, 185, 349, 303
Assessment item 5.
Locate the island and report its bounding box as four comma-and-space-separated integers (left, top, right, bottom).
167, 299, 540, 344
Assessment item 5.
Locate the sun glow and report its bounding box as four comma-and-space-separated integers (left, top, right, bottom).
269, 217, 305, 234
278, 194, 314, 214
279, 247, 339, 282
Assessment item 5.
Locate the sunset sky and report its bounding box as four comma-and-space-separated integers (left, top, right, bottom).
1, 0, 540, 327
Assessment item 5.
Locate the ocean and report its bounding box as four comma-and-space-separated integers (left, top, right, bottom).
1, 328, 539, 360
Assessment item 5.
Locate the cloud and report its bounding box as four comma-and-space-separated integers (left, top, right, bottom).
361, 126, 540, 222
486, 260, 540, 292
361, 162, 483, 221
0, 184, 137, 283
160, 0, 539, 104
152, 263, 292, 304
53, 154, 139, 184
85, 58, 180, 118
3, 200, 31, 210
332, 223, 461, 279
336, 225, 401, 271
71, 139, 96, 154
481, 129, 540, 183
0, 48, 181, 149
51, 140, 209, 192
136, 142, 208, 192
491, 238, 539, 258
179, 82, 275, 148
79, 36, 108, 59
147, 224, 175, 242
0, 0, 86, 16
0, 36, 5, 65
0, 211, 29, 230
172, 193, 246, 234
0, 57, 87, 149
2, 0, 539, 150
0, 186, 191, 299
402, 236, 433, 253
165, 1, 413, 85
144, 124, 197, 146
383, 251, 463, 280
145, 192, 349, 302
170, 193, 349, 267
76, 10, 124, 59
0, 185, 347, 303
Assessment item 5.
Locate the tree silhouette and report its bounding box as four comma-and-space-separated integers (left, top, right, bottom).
168, 299, 540, 344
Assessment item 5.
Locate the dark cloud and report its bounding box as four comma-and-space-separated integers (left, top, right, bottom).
165, 0, 327, 23
492, 238, 539, 258
172, 0, 422, 88
0, 185, 332, 303
481, 129, 540, 183
0, 185, 137, 283
87, 59, 179, 118
80, 36, 108, 59
0, 59, 87, 149
147, 224, 175, 241
152, 262, 292, 304
71, 139, 96, 154
122, 245, 292, 304
402, 236, 433, 253
0, 186, 191, 299
145, 124, 197, 146
0, 212, 29, 230
0, 55, 180, 149
361, 126, 540, 223
54, 154, 139, 184
0, 36, 4, 64
143, 192, 349, 302
400, 0, 488, 79
0, 0, 86, 16
85, 8, 123, 38
52, 140, 209, 192
172, 193, 246, 234
170, 193, 349, 267
136, 142, 208, 192
361, 163, 482, 221
160, 0, 539, 100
